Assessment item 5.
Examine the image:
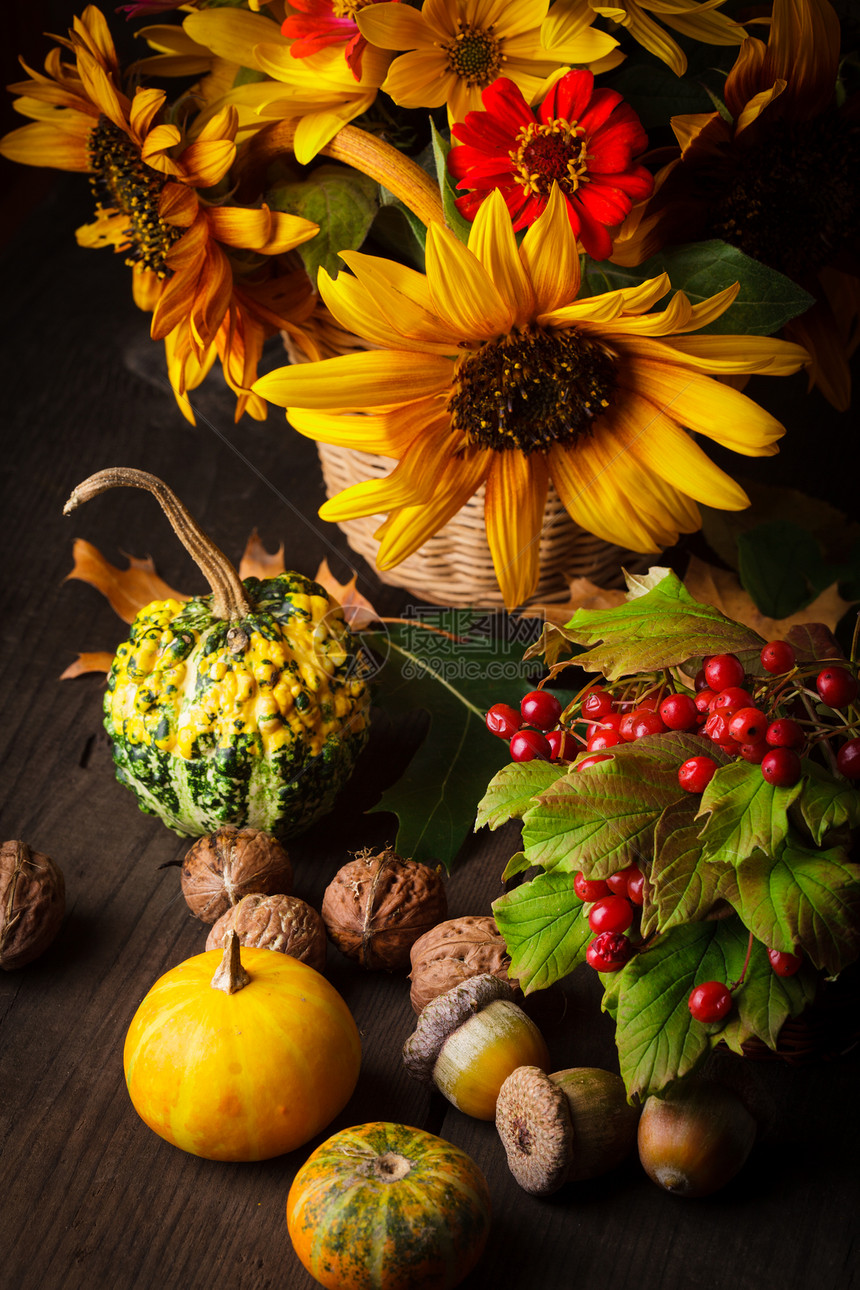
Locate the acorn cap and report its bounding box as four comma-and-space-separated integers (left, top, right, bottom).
402, 973, 516, 1085
495, 1065, 573, 1196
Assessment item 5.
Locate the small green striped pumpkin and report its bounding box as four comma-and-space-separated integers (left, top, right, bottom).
287, 1122, 492, 1290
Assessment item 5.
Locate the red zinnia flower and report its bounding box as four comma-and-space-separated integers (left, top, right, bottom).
282, 0, 399, 81
448, 70, 653, 260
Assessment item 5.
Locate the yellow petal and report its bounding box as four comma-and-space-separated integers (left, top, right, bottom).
356, 2, 432, 48
182, 8, 282, 63
0, 120, 90, 170
425, 222, 513, 340
287, 398, 444, 456
468, 190, 536, 327
659, 333, 809, 375
253, 350, 454, 410
177, 137, 236, 187
484, 450, 548, 608
328, 255, 456, 354
382, 52, 454, 111
548, 440, 663, 552
374, 448, 493, 569
626, 360, 785, 455
205, 205, 317, 254
519, 182, 580, 313
319, 421, 455, 521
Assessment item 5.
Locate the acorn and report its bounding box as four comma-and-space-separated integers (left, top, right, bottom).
637, 1078, 757, 1197
402, 974, 549, 1120
495, 1065, 640, 1195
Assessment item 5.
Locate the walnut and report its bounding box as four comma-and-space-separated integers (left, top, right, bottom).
408, 914, 516, 1013
181, 826, 292, 923
321, 847, 447, 971
0, 840, 66, 970
205, 893, 327, 974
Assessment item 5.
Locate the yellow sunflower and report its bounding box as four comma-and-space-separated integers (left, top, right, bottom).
179, 7, 392, 163
356, 0, 621, 125
550, 0, 746, 77
253, 185, 808, 609
612, 0, 858, 409
0, 5, 319, 423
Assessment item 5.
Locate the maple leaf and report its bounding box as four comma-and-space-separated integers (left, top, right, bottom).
520, 576, 627, 628
238, 529, 286, 580
65, 538, 187, 625
684, 554, 853, 638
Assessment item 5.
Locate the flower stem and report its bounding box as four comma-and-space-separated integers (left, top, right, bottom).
63, 467, 251, 623
239, 122, 445, 229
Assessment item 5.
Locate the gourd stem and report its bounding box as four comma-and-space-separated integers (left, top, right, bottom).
63, 467, 251, 621
239, 122, 445, 230
210, 931, 251, 994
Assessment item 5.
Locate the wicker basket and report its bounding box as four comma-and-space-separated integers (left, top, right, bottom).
285, 306, 653, 608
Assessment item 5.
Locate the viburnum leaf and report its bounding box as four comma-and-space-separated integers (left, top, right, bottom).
795, 763, 860, 844
599, 918, 754, 1099
722, 842, 860, 974
366, 618, 523, 870
563, 570, 763, 679
501, 851, 531, 882
717, 939, 818, 1053
492, 870, 593, 993
643, 797, 734, 936
785, 620, 846, 661
696, 759, 803, 865
521, 732, 729, 876
475, 761, 570, 833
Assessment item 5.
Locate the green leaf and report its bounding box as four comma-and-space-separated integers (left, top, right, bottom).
581, 240, 814, 336
366, 618, 523, 870
430, 119, 473, 244
645, 797, 733, 935
737, 521, 834, 617
492, 870, 593, 993
268, 165, 379, 280
726, 842, 860, 974
697, 760, 803, 865
564, 570, 762, 679
475, 760, 569, 832
600, 918, 753, 1099
718, 939, 819, 1054
501, 851, 530, 882
521, 732, 728, 876
795, 763, 860, 844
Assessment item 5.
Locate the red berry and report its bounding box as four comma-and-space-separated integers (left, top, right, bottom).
761, 640, 796, 675
575, 753, 613, 771
704, 654, 746, 691
765, 717, 804, 749
659, 692, 699, 731
627, 870, 645, 906
606, 865, 639, 896
711, 686, 754, 716
760, 746, 802, 787
574, 871, 610, 901
618, 710, 640, 741
510, 729, 551, 762
629, 709, 667, 740
581, 688, 614, 720
739, 739, 769, 764
694, 668, 710, 692
703, 711, 731, 744
587, 712, 624, 738
694, 688, 716, 715
520, 689, 563, 730
768, 948, 803, 977
485, 702, 522, 739
588, 894, 634, 935
546, 729, 575, 761
836, 738, 860, 779
585, 932, 633, 972
728, 706, 769, 744
588, 726, 623, 751
678, 755, 718, 793
688, 981, 733, 1023
816, 666, 858, 709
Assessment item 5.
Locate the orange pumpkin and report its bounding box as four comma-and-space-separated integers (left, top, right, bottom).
287, 1122, 492, 1290
123, 934, 361, 1161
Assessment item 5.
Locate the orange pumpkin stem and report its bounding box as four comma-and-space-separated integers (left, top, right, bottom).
210, 931, 251, 994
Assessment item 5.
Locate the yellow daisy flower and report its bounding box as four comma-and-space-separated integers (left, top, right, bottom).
0, 5, 319, 423
180, 7, 392, 163
253, 185, 809, 609
545, 0, 745, 77
356, 0, 621, 125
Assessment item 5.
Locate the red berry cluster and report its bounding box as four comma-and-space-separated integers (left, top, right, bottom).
485, 689, 571, 763
575, 866, 643, 972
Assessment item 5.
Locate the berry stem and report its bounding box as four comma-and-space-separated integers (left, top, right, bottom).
730, 930, 755, 991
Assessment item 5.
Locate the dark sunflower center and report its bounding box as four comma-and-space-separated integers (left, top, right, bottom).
448, 325, 617, 454
703, 110, 860, 277
512, 121, 590, 196
87, 116, 181, 276
444, 22, 503, 88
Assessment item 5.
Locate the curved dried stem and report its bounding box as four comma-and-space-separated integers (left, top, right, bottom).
63, 467, 251, 622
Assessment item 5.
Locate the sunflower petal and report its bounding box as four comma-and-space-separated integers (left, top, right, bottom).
484, 450, 548, 607
627, 360, 786, 455
467, 189, 536, 326
374, 448, 493, 568
253, 349, 453, 410
519, 182, 580, 313
287, 398, 445, 456
319, 421, 455, 521
425, 222, 513, 339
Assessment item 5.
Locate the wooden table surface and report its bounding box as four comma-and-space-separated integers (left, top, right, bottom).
2, 155, 859, 1290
